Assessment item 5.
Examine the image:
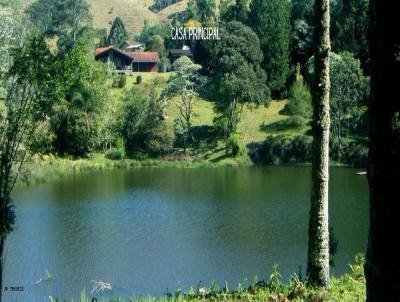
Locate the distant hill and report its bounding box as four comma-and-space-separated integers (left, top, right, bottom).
24, 0, 189, 36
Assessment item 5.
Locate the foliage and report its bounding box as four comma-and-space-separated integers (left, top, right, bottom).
107, 17, 128, 48
25, 0, 58, 35
220, 0, 249, 23
50, 43, 109, 156
260, 135, 313, 164
27, 0, 92, 52
306, 52, 369, 159
145, 123, 175, 155
248, 0, 291, 93
52, 256, 366, 301
290, 0, 314, 66
0, 2, 26, 98
282, 73, 312, 118
1, 34, 54, 252
331, 0, 370, 71
105, 137, 126, 160
121, 88, 173, 156
139, 20, 170, 47
187, 0, 216, 23
159, 57, 171, 73
26, 119, 55, 154
163, 56, 205, 152
226, 134, 245, 158
213, 22, 270, 145
118, 73, 127, 88
146, 34, 165, 56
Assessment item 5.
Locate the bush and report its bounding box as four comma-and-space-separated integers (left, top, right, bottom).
145, 123, 175, 155
281, 77, 312, 118
261, 135, 312, 164
118, 73, 127, 88
105, 136, 126, 160
121, 88, 172, 157
226, 134, 245, 157
136, 75, 142, 84
105, 148, 124, 160
27, 119, 55, 154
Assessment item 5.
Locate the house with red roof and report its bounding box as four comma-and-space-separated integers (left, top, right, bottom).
95, 46, 159, 72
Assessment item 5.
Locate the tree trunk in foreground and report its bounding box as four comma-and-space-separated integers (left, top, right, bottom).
0, 238, 3, 302
366, 0, 400, 301
307, 0, 331, 287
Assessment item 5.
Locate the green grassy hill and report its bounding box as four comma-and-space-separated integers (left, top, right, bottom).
24, 0, 188, 35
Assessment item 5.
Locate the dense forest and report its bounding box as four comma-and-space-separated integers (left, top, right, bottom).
1, 0, 398, 301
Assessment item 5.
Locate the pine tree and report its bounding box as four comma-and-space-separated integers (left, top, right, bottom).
248, 0, 290, 94
307, 0, 331, 286
108, 17, 128, 48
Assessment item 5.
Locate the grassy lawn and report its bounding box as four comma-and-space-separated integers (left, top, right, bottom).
120, 72, 307, 148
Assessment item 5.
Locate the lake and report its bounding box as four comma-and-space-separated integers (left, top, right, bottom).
4, 166, 368, 301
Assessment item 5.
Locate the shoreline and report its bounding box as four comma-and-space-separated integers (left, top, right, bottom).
20, 153, 354, 187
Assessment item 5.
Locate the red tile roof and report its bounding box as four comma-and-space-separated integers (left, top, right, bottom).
129, 52, 160, 63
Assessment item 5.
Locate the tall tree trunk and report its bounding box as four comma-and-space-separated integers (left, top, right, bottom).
0, 238, 3, 302
366, 0, 400, 300
307, 0, 331, 287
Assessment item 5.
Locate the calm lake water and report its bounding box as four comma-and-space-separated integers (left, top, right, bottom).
4, 166, 368, 301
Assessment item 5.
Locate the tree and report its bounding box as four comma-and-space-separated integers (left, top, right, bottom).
163, 56, 205, 153
306, 52, 369, 159
365, 0, 400, 300
331, 0, 370, 71
108, 17, 128, 48
282, 67, 312, 118
26, 0, 92, 52
1, 35, 52, 302
290, 0, 314, 66
121, 87, 173, 156
147, 35, 165, 57
213, 22, 270, 149
307, 0, 331, 287
248, 0, 291, 93
187, 0, 216, 24
220, 0, 249, 23
25, 0, 57, 35
51, 43, 108, 156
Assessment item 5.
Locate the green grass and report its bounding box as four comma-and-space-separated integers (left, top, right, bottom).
51, 256, 366, 302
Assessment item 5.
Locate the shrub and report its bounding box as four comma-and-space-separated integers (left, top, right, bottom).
118, 73, 127, 88
27, 119, 55, 154
145, 123, 175, 155
261, 135, 312, 164
136, 75, 142, 84
112, 75, 119, 87
226, 134, 245, 157
281, 77, 312, 118
121, 88, 171, 156
105, 148, 124, 160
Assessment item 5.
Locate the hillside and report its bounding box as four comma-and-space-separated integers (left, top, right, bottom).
23, 0, 188, 35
